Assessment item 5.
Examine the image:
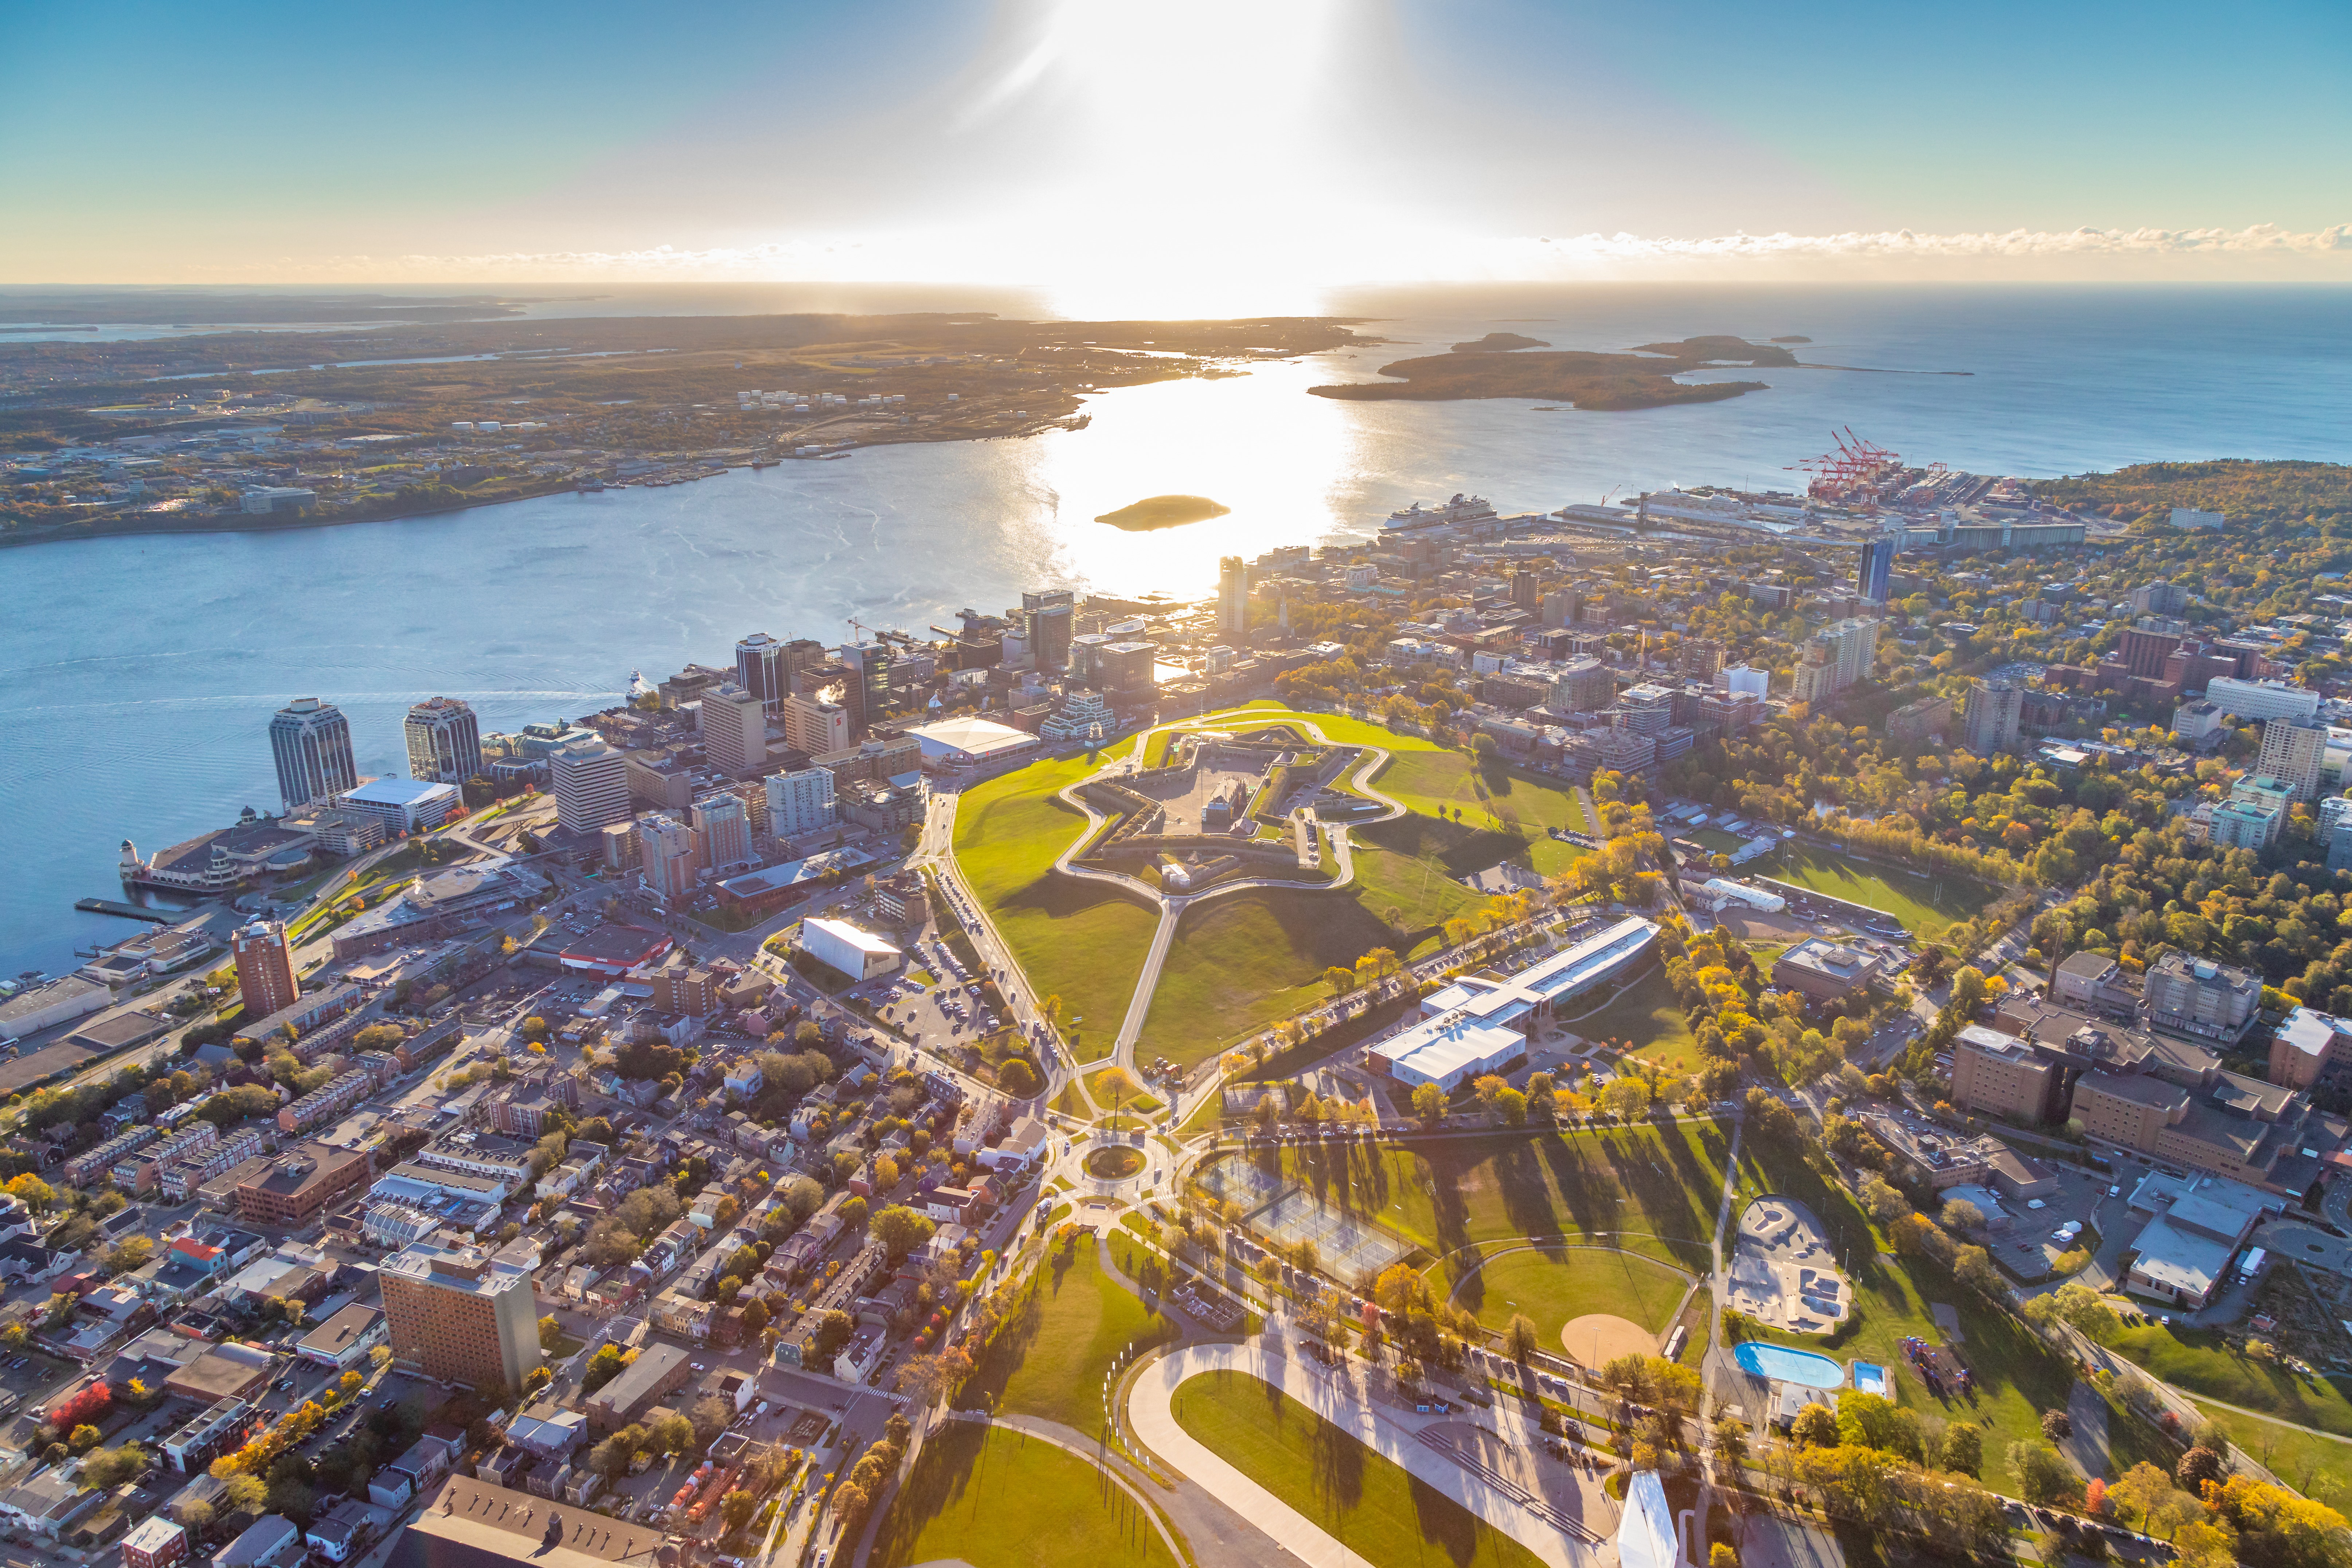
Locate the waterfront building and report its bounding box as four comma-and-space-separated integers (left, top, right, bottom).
1021, 590, 1075, 671
734, 632, 787, 715
765, 768, 837, 839
380, 1242, 540, 1392
403, 697, 481, 785
702, 682, 766, 777
337, 777, 460, 835
1216, 558, 1249, 640
548, 740, 630, 835
269, 698, 356, 811
2256, 719, 2328, 802
1962, 680, 2024, 756
232, 919, 298, 1020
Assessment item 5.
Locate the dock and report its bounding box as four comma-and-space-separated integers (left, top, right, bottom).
74, 898, 171, 924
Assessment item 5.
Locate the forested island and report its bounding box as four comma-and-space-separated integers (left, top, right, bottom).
1310, 335, 1798, 409
1094, 495, 1231, 531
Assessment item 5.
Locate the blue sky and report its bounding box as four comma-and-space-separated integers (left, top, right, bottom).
4, 0, 2347, 287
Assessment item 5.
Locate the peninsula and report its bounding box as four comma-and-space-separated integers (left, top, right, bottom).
1310, 335, 1795, 409
1094, 494, 1231, 531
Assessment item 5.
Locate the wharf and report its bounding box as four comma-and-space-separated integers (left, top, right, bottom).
74, 898, 172, 924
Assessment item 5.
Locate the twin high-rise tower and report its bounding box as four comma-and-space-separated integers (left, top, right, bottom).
270, 695, 481, 814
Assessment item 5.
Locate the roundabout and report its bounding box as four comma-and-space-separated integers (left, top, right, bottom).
1084, 1143, 1147, 1180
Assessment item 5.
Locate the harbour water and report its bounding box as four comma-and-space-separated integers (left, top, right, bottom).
6, 282, 2351, 977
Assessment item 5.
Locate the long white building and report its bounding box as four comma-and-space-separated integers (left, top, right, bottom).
1369, 916, 1658, 1091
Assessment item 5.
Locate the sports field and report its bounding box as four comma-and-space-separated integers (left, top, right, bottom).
1558, 963, 1701, 1070
870, 1422, 1179, 1568
1755, 844, 1982, 939
1171, 1373, 1546, 1568
954, 755, 1157, 1050
1212, 1120, 1729, 1279
955, 1235, 1175, 1440
1449, 1245, 1692, 1342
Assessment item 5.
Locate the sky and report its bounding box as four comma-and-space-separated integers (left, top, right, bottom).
5, 0, 2349, 308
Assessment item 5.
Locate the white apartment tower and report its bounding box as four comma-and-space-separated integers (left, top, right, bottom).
703, 683, 767, 777
639, 813, 698, 904
766, 768, 838, 839
781, 693, 851, 756
1217, 556, 1250, 639
2257, 718, 2327, 802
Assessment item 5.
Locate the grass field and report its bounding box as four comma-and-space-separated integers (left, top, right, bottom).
1375, 748, 1591, 840
1688, 828, 1753, 855
1755, 845, 1982, 940
954, 756, 1157, 1051
870, 1422, 1179, 1568
2184, 1396, 2352, 1499
1559, 963, 1702, 1070
1449, 1246, 1693, 1342
2102, 1323, 2352, 1438
1138, 888, 1398, 1071
1171, 1372, 1546, 1568
1731, 1126, 2097, 1495
1209, 1121, 1729, 1285
1083, 1066, 1162, 1113
957, 1240, 1175, 1439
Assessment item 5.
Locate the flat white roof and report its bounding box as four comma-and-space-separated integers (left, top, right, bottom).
344, 777, 460, 806
1374, 1016, 1524, 1086
803, 916, 900, 957
908, 715, 1039, 759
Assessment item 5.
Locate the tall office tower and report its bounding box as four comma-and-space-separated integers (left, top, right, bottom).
1679, 638, 1724, 683
232, 918, 298, 1019
1019, 590, 1074, 672
692, 793, 750, 872
735, 633, 788, 715
781, 638, 829, 696
766, 767, 837, 840
639, 814, 698, 903
703, 683, 767, 776
836, 642, 893, 738
1858, 538, 1896, 604
403, 696, 481, 785
269, 698, 358, 812
781, 693, 851, 756
380, 1242, 542, 1392
1216, 558, 1249, 640
549, 739, 631, 833
1962, 679, 2024, 756
1616, 684, 1676, 735
1509, 571, 1543, 611
2257, 718, 2328, 802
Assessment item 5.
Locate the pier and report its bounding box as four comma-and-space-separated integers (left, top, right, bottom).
74, 898, 172, 924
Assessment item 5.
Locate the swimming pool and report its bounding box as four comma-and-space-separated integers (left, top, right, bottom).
1734, 1342, 1845, 1389
1852, 1361, 1889, 1396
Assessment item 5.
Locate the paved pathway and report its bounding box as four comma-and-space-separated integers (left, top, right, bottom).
2059, 1380, 2111, 1479
1130, 1342, 1610, 1568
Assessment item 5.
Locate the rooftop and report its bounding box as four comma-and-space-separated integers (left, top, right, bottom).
344, 777, 462, 808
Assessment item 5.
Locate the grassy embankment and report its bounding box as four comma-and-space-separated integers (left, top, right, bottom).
954, 1238, 1175, 1441
1171, 1372, 1547, 1568
869, 1422, 1179, 1568
954, 754, 1156, 1054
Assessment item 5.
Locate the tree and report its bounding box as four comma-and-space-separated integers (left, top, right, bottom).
6, 1174, 55, 1213
1939, 1422, 1982, 1477
2041, 1409, 2074, 1443
1504, 1314, 1539, 1364
997, 1057, 1041, 1098
741, 1298, 770, 1337
1939, 1197, 1985, 1232
2177, 1444, 2227, 1495
720, 1490, 755, 1530
1410, 1083, 1445, 1125
691, 1396, 732, 1446
80, 1443, 149, 1489
1324, 965, 1356, 997
2008, 1443, 2083, 1506
1790, 1404, 1839, 1448
581, 1344, 629, 1394
538, 1315, 563, 1350
1710, 1547, 1738, 1568
222, 1472, 268, 1514
105, 1236, 153, 1276
1952, 1244, 2001, 1295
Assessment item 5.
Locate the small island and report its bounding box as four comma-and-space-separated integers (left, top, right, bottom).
1310, 335, 1794, 410
1771, 335, 1813, 343
1094, 494, 1231, 531
1450, 331, 1551, 352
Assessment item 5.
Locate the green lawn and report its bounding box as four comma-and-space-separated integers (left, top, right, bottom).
1084, 1066, 1163, 1113
1207, 1121, 1729, 1284
2184, 1396, 2352, 1500
870, 1422, 1178, 1568
1754, 845, 1983, 940
1688, 828, 1753, 855
1449, 1245, 1693, 1342
1558, 962, 1701, 1070
1139, 888, 1399, 1071
956, 1239, 1175, 1440
955, 756, 1158, 1052
1732, 1126, 2095, 1495
1172, 1372, 1545, 1568
1374, 748, 1589, 838
2102, 1324, 2352, 1438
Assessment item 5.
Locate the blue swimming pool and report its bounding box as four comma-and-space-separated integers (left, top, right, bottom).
1735, 1342, 1845, 1388
1852, 1361, 1889, 1396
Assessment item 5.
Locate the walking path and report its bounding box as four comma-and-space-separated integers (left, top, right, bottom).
934, 1410, 1190, 1565
1128, 1342, 1609, 1568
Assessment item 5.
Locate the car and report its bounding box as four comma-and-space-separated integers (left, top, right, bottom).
2109, 1185, 2123, 1198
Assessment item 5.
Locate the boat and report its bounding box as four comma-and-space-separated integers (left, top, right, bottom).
626, 669, 654, 701
1381, 493, 1499, 536
750, 458, 778, 469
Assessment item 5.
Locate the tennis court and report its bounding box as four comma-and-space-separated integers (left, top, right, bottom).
1252, 1187, 1415, 1280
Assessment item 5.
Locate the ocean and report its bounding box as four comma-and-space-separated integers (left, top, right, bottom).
5, 282, 2350, 978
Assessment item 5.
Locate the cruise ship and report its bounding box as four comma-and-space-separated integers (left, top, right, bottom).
1380, 493, 1499, 536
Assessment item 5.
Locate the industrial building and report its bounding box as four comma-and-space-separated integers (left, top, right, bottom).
1367, 917, 1657, 1090
798, 916, 902, 981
